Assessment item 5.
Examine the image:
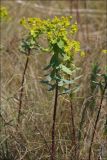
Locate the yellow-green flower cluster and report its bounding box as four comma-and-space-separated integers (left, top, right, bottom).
0, 6, 9, 21
70, 22, 78, 34
102, 49, 107, 54
45, 16, 73, 43
64, 40, 80, 56
20, 16, 85, 57
44, 17, 85, 57
20, 17, 46, 38
64, 40, 85, 57
20, 16, 74, 41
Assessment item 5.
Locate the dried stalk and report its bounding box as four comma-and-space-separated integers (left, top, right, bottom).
88, 81, 107, 160
35, 125, 51, 156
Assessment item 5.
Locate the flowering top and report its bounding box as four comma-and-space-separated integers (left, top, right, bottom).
20, 16, 84, 58
20, 17, 46, 38
20, 16, 85, 92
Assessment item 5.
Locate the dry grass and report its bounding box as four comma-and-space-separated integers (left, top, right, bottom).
0, 0, 107, 160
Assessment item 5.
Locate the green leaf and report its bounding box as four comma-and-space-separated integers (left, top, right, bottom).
58, 81, 64, 86
60, 88, 72, 95
52, 43, 59, 53
50, 70, 56, 79
57, 39, 64, 49
48, 84, 56, 91
60, 64, 72, 75
92, 81, 99, 85
63, 54, 70, 61
63, 79, 74, 84
41, 47, 50, 52
46, 75, 52, 82
40, 80, 49, 84
50, 53, 60, 67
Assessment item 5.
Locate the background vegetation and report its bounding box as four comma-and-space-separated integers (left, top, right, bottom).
0, 0, 107, 160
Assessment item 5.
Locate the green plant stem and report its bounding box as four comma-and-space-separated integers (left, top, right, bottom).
88, 81, 107, 160
51, 81, 58, 160
17, 50, 30, 124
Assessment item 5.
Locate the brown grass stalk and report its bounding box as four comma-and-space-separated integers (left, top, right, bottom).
35, 125, 51, 156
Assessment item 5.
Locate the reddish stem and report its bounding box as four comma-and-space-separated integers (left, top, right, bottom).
17, 50, 30, 124
70, 100, 77, 160
88, 81, 107, 160
51, 82, 58, 160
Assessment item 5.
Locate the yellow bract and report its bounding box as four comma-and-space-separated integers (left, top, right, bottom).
80, 51, 85, 57
70, 22, 78, 34
102, 50, 107, 54
20, 17, 45, 37
64, 40, 81, 56
20, 16, 84, 59
52, 16, 60, 24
